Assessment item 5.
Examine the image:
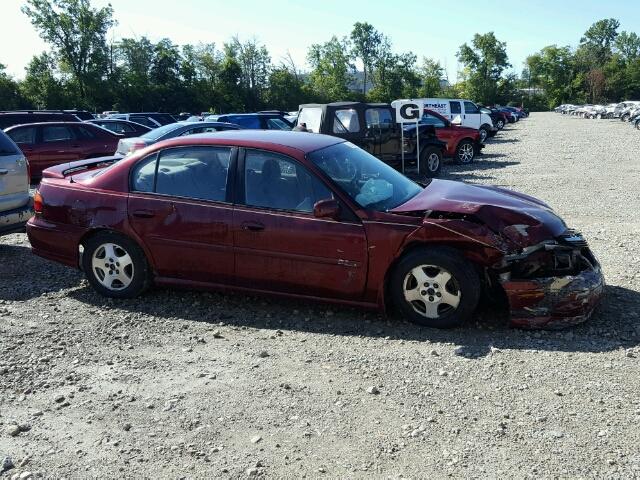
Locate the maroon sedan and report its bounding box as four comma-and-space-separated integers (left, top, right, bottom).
27, 131, 604, 329
4, 122, 120, 179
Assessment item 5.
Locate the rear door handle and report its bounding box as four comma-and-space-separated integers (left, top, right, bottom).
132, 209, 155, 218
0, 169, 8, 175
242, 221, 265, 232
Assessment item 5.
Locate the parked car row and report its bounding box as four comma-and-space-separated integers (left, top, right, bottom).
555, 101, 640, 129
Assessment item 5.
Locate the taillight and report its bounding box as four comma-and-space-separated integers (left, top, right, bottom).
33, 190, 44, 214
128, 142, 146, 154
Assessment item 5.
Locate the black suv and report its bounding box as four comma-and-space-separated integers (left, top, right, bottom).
0, 111, 81, 130
297, 102, 447, 177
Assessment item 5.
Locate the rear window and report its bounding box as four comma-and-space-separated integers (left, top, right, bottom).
297, 107, 322, 133
0, 131, 19, 156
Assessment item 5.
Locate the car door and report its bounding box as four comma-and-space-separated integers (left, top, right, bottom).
38, 124, 83, 173
463, 101, 481, 129
127, 145, 236, 284
233, 148, 368, 299
364, 107, 399, 162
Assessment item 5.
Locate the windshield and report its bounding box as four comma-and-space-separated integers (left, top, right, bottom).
140, 123, 180, 141
308, 142, 422, 212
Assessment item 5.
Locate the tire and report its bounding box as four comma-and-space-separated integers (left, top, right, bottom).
419, 146, 442, 178
82, 231, 150, 298
455, 139, 475, 164
390, 248, 481, 328
636, 121, 640, 130
621, 113, 630, 122
478, 126, 490, 142
496, 119, 505, 130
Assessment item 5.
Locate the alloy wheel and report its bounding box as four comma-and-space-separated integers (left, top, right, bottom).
403, 265, 461, 319
458, 143, 474, 163
427, 152, 440, 172
91, 242, 135, 291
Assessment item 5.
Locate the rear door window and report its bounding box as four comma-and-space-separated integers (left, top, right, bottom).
7, 127, 37, 145
333, 109, 361, 133
42, 125, 76, 142
365, 108, 393, 129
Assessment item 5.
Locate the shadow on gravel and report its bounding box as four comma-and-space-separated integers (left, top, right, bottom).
442, 156, 520, 182
0, 243, 81, 300
67, 282, 640, 357
486, 137, 520, 145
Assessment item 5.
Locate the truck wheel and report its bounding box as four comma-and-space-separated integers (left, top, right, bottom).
419, 146, 442, 178
455, 139, 475, 164
478, 126, 490, 142
390, 248, 481, 328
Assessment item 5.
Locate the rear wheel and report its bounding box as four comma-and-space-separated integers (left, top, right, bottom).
496, 119, 505, 129
419, 146, 442, 178
391, 248, 480, 328
455, 139, 475, 164
82, 231, 150, 298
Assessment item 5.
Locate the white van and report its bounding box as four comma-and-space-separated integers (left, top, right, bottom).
398, 98, 497, 142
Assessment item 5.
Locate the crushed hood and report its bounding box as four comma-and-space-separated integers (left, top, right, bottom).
392, 179, 567, 245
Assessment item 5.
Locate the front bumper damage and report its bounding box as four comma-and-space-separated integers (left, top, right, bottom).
497, 233, 605, 329
500, 265, 605, 329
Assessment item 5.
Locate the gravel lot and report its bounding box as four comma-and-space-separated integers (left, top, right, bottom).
1, 112, 640, 479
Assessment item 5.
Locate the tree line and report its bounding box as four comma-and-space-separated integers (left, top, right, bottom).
0, 1, 638, 114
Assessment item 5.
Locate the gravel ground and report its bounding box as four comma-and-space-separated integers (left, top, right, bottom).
1, 112, 640, 479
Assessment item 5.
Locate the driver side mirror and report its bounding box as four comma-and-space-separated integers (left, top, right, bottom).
313, 198, 341, 220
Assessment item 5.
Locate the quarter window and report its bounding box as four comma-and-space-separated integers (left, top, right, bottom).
131, 154, 157, 193
244, 150, 332, 213
333, 109, 360, 133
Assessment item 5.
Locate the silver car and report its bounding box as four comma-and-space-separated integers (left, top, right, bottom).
0, 130, 32, 235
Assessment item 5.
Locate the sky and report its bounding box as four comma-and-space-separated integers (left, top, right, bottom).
2, 0, 640, 81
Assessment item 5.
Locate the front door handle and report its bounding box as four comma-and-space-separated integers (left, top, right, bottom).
242, 221, 265, 232
132, 209, 155, 218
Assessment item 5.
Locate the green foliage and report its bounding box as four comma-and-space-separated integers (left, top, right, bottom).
350, 22, 382, 94
307, 36, 354, 101
0, 64, 27, 110
457, 32, 511, 104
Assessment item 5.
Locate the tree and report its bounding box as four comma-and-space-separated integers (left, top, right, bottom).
0, 64, 26, 110
418, 58, 444, 97
615, 31, 640, 62
22, 0, 115, 103
526, 45, 575, 108
307, 36, 354, 101
19, 53, 68, 108
457, 32, 510, 104
350, 22, 382, 94
266, 66, 306, 111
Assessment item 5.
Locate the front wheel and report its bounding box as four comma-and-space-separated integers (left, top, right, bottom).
82, 231, 150, 298
455, 139, 475, 164
478, 126, 490, 142
391, 248, 481, 328
496, 119, 505, 129
419, 146, 442, 178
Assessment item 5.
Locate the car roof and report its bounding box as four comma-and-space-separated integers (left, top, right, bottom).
153, 130, 344, 153
4, 121, 84, 130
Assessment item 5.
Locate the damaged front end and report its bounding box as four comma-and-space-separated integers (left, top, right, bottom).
496, 230, 605, 329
